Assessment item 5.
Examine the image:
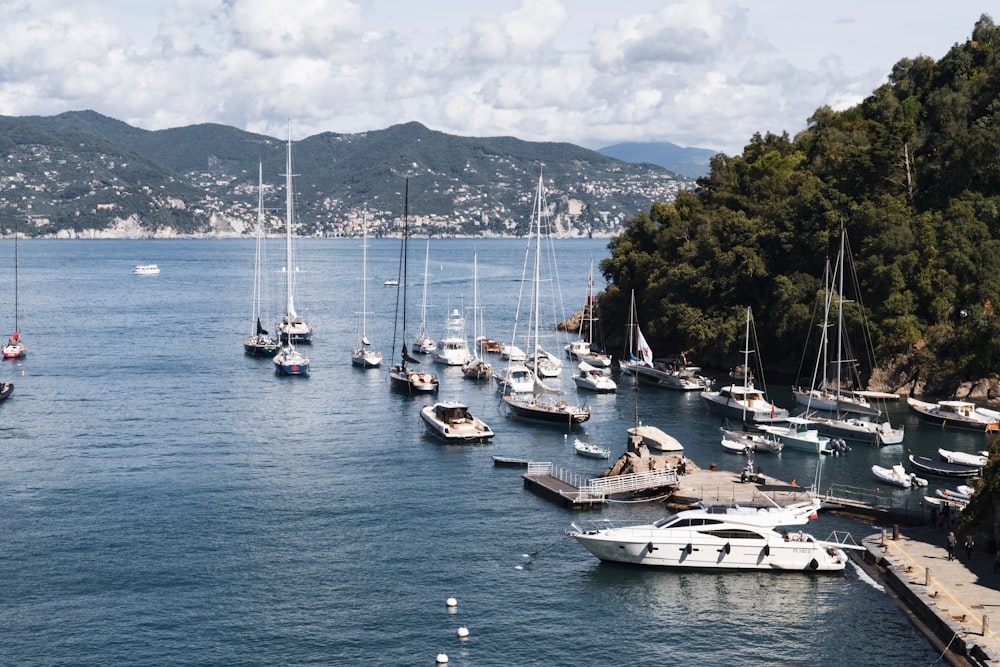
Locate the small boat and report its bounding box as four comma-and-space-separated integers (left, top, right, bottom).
503, 391, 591, 426
757, 417, 839, 455
275, 131, 313, 345
0, 381, 13, 401
935, 488, 971, 504
462, 254, 493, 380
3, 220, 26, 360
938, 448, 987, 467
383, 278, 399, 287
476, 337, 502, 354
133, 263, 160, 275
574, 439, 610, 459
351, 212, 383, 369
433, 308, 471, 366
412, 239, 436, 354
907, 397, 999, 432
871, 463, 928, 488
491, 456, 531, 467
569, 498, 857, 572
387, 181, 439, 394
273, 343, 310, 376
244, 164, 280, 357
957, 484, 976, 497
908, 454, 980, 478
420, 402, 494, 443
923, 494, 966, 508
720, 428, 783, 454
494, 364, 534, 395
572, 361, 617, 393
563, 261, 613, 369
499, 343, 526, 361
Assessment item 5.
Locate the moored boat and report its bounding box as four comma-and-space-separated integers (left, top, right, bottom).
133, 263, 160, 275
938, 448, 988, 467
569, 498, 857, 571
420, 402, 494, 443
574, 439, 611, 459
908, 454, 980, 478
871, 463, 928, 488
907, 397, 999, 432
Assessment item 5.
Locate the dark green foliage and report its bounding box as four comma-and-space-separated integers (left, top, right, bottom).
602, 14, 1000, 388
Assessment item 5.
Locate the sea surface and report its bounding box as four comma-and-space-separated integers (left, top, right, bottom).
0, 237, 959, 665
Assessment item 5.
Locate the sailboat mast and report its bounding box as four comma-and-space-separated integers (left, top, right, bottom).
13, 217, 18, 333
401, 179, 409, 354
284, 133, 295, 319
361, 211, 368, 341
253, 163, 264, 330
835, 227, 846, 407
531, 173, 543, 366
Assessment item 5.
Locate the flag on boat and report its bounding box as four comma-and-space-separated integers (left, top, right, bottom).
636, 327, 653, 367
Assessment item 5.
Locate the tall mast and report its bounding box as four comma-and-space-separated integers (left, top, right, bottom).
284, 129, 295, 319
531, 172, 543, 366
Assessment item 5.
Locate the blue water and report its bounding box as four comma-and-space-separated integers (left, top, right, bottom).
0, 238, 951, 665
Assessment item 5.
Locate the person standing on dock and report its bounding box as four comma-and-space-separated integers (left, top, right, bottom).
947, 532, 957, 561
964, 535, 975, 560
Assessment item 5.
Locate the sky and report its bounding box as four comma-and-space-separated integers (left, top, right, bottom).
0, 0, 991, 155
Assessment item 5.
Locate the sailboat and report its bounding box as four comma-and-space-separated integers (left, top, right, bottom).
244, 163, 280, 357
275, 131, 313, 346
351, 212, 382, 369
564, 260, 612, 368
699, 306, 787, 423
272, 132, 310, 376
388, 180, 439, 393
412, 240, 436, 354
501, 172, 589, 426
462, 251, 493, 380
796, 228, 903, 445
2, 217, 26, 360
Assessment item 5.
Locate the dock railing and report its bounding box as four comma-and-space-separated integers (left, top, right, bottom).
821, 483, 931, 524
525, 462, 679, 501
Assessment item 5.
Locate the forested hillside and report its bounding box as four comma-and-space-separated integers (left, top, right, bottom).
599, 15, 1000, 395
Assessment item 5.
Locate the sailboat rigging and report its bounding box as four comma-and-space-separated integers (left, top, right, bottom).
352, 211, 383, 369
272, 131, 310, 376
275, 130, 313, 346
412, 239, 436, 354
462, 250, 493, 380
501, 171, 589, 426
244, 163, 280, 357
3, 216, 26, 360
388, 179, 439, 393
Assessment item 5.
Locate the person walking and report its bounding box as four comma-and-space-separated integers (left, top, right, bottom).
946, 531, 957, 561
964, 534, 975, 560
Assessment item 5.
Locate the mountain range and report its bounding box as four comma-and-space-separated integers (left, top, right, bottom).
597, 141, 717, 179
0, 110, 697, 238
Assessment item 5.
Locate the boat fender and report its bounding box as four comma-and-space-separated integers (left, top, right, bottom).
808, 558, 819, 571
720, 542, 731, 555
646, 542, 656, 553
444, 427, 449, 434
681, 543, 693, 555
762, 545, 770, 557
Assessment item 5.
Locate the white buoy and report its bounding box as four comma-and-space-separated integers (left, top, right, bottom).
457, 627, 469, 639
436, 653, 449, 663
446, 596, 457, 608
514, 565, 523, 570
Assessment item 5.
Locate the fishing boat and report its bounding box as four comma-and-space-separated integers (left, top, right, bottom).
908, 454, 979, 478
132, 263, 160, 275
351, 212, 382, 369
412, 240, 436, 354
244, 163, 280, 357
907, 397, 1000, 432
795, 229, 903, 445
462, 252, 493, 381
501, 172, 589, 426
700, 307, 787, 424
387, 180, 439, 394
871, 463, 928, 488
938, 448, 987, 467
569, 498, 857, 572
2, 218, 26, 360
574, 439, 611, 459
419, 401, 493, 443
275, 131, 313, 345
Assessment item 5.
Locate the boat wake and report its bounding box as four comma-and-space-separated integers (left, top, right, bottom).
848, 559, 884, 592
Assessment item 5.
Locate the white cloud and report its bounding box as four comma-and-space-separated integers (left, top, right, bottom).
0, 0, 991, 154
